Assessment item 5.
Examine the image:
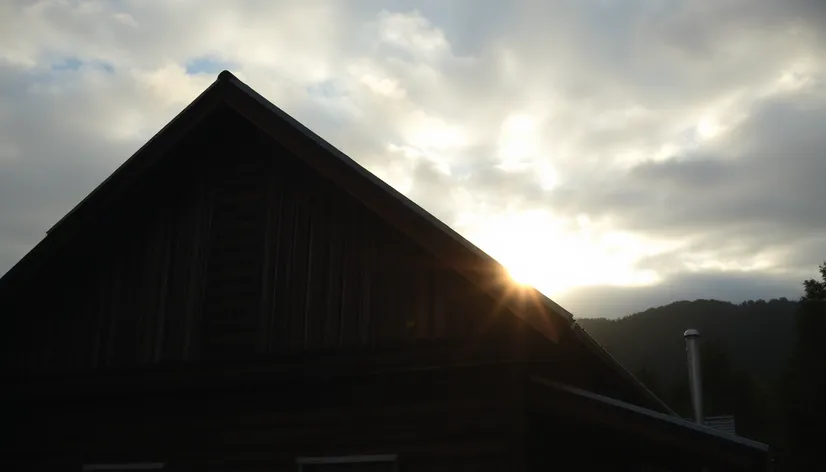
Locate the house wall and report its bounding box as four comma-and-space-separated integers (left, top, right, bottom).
527, 414, 691, 472
7, 364, 528, 472
2, 105, 535, 373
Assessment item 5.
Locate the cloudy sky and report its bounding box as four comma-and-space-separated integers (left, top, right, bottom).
1, 0, 824, 318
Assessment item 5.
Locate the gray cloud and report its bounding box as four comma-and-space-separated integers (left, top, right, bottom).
548, 94, 826, 252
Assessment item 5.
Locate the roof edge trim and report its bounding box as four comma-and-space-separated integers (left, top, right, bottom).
570, 321, 675, 415
531, 376, 770, 452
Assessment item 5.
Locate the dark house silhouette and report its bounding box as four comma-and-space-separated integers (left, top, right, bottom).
2, 71, 770, 471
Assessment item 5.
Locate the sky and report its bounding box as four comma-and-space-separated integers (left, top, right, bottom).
1, 0, 825, 318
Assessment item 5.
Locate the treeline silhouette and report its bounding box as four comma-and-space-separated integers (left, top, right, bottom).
578, 298, 798, 388
578, 262, 826, 471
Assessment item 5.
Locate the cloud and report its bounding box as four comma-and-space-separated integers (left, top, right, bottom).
546, 93, 826, 280
1, 0, 825, 317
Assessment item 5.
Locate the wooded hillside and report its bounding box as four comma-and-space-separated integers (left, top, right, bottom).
578, 291, 825, 471
577, 298, 798, 387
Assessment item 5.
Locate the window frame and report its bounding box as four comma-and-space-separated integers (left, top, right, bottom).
295, 454, 399, 472
82, 463, 165, 471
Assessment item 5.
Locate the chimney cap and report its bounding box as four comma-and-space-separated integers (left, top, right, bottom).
684, 328, 701, 338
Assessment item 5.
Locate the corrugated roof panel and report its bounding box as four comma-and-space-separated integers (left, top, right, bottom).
705, 415, 737, 436
681, 415, 738, 436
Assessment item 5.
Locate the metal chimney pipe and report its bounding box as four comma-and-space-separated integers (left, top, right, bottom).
684, 329, 704, 426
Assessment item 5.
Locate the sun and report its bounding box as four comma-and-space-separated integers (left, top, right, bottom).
504, 259, 545, 289
461, 209, 665, 298
463, 210, 571, 296
506, 267, 532, 287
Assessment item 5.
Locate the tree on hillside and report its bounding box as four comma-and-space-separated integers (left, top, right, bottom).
577, 298, 799, 388
782, 261, 826, 470
801, 261, 826, 301
660, 340, 767, 432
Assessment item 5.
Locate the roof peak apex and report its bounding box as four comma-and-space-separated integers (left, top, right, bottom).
217, 70, 238, 83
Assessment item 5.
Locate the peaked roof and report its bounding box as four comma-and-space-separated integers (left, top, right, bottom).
0, 70, 672, 413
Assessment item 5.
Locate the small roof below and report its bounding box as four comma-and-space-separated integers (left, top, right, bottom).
535, 378, 767, 451
703, 415, 738, 436
530, 376, 770, 471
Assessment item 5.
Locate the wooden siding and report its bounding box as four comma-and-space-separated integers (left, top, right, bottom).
6, 365, 527, 472
2, 106, 526, 373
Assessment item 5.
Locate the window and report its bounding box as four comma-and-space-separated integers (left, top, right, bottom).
296, 455, 398, 472
82, 463, 165, 471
